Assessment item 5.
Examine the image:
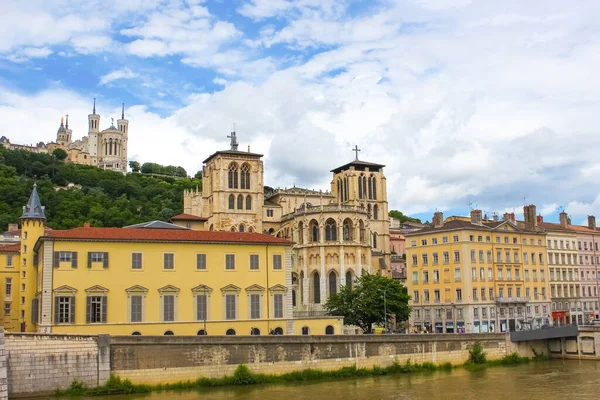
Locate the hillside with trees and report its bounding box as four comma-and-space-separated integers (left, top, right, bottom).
0, 147, 201, 230
388, 210, 421, 224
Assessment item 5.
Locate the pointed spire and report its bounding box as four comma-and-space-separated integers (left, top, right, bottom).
21, 184, 46, 220
93, 98, 96, 114
65, 114, 69, 129
121, 103, 125, 120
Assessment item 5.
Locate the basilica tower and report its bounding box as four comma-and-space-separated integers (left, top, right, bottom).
88, 98, 100, 158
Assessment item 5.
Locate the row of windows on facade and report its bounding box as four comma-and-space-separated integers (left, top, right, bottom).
228, 163, 251, 190
549, 268, 600, 282
548, 239, 590, 251
411, 235, 544, 247
549, 284, 595, 298
411, 250, 545, 266
36, 292, 287, 325
51, 252, 283, 271
296, 219, 378, 247
411, 286, 546, 304
228, 194, 253, 212
127, 326, 335, 337
552, 300, 600, 312
103, 139, 124, 157
411, 266, 546, 285
548, 252, 600, 266
298, 270, 354, 304
337, 174, 378, 203
412, 304, 548, 321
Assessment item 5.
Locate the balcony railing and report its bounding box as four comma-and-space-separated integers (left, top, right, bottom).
293, 311, 329, 318
495, 296, 531, 304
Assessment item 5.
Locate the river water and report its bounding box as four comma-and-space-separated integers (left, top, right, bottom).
65, 360, 600, 400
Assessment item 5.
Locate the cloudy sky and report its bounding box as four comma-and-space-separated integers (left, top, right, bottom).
1, 0, 599, 224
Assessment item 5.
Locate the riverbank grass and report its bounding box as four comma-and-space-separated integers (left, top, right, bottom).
57, 349, 549, 397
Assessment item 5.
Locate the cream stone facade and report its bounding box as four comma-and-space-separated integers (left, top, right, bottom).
0, 99, 128, 174
177, 132, 391, 315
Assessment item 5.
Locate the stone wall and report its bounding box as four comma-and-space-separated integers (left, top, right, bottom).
4, 333, 110, 397
548, 327, 600, 359
0, 329, 8, 400
110, 334, 509, 384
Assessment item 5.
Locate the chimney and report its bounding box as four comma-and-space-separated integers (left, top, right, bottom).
83, 221, 91, 228
470, 209, 482, 225
537, 215, 544, 224
493, 214, 499, 222
523, 204, 537, 230
7, 223, 18, 232
588, 215, 596, 230
559, 211, 569, 228
432, 211, 444, 228
503, 212, 515, 223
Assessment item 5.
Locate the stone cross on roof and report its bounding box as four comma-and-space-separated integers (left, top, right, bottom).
352, 145, 361, 161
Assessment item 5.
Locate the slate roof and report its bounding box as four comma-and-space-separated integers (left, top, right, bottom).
203, 150, 263, 164
124, 221, 188, 230
330, 160, 386, 174
21, 184, 46, 220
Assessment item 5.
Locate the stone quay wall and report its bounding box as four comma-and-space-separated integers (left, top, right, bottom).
3, 332, 110, 398
0, 330, 560, 397
548, 326, 600, 359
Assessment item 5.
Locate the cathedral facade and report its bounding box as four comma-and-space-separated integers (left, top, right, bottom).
0, 100, 129, 174
174, 132, 391, 314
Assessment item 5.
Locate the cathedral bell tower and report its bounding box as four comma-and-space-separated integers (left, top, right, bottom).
88, 98, 100, 157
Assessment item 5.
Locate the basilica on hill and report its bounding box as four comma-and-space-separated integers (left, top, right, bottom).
0, 99, 129, 174
171, 131, 392, 313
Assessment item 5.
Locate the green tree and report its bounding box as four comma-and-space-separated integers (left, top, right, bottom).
52, 148, 68, 161
129, 161, 141, 173
324, 273, 411, 333
388, 210, 421, 224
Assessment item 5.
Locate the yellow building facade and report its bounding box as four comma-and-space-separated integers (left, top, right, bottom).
1, 185, 342, 336
406, 207, 551, 333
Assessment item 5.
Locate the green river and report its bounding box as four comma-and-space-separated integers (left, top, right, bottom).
65, 360, 600, 400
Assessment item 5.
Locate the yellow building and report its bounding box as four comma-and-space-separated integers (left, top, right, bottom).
2, 185, 342, 336
406, 207, 551, 333
0, 243, 21, 331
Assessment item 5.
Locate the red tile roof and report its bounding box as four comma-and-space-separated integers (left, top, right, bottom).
0, 244, 20, 253
169, 213, 208, 221
45, 227, 291, 245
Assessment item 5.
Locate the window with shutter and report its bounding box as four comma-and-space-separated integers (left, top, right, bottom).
196, 254, 206, 270
31, 298, 39, 324
250, 294, 260, 319
196, 295, 207, 321
130, 295, 143, 322
274, 294, 284, 318
273, 255, 282, 270
163, 295, 175, 321
87, 296, 106, 323
55, 296, 75, 323
71, 252, 78, 268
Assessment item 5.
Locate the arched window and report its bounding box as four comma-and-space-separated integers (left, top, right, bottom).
325, 325, 335, 335
250, 327, 260, 335
367, 175, 372, 199
343, 219, 352, 241
329, 271, 337, 296
197, 329, 207, 336
344, 177, 348, 202
209, 224, 214, 231
359, 220, 366, 243
228, 163, 239, 189
302, 326, 310, 335
164, 330, 174, 336
299, 271, 304, 304
239, 224, 245, 232
373, 233, 377, 249
362, 176, 367, 200
367, 204, 372, 219
228, 194, 235, 209
131, 331, 141, 336
337, 179, 342, 202
310, 220, 319, 242
298, 222, 304, 244
373, 204, 379, 220
358, 174, 364, 199
325, 218, 337, 241
274, 327, 284, 335
249, 227, 254, 233
237, 194, 243, 209
371, 175, 377, 200
240, 163, 251, 189
313, 272, 321, 304
226, 329, 236, 336
246, 195, 252, 210
345, 271, 353, 289
230, 226, 236, 232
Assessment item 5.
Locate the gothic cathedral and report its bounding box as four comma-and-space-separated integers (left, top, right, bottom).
175, 131, 391, 313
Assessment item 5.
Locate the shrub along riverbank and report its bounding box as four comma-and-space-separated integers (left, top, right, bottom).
57, 344, 551, 397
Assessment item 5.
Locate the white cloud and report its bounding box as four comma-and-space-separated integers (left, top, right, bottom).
5, 46, 52, 63
99, 68, 139, 85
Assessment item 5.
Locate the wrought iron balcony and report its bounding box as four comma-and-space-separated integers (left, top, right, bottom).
495, 296, 531, 304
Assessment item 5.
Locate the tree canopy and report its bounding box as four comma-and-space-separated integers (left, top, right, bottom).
52, 148, 68, 161
0, 147, 202, 230
140, 162, 187, 178
324, 273, 411, 333
388, 210, 421, 224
